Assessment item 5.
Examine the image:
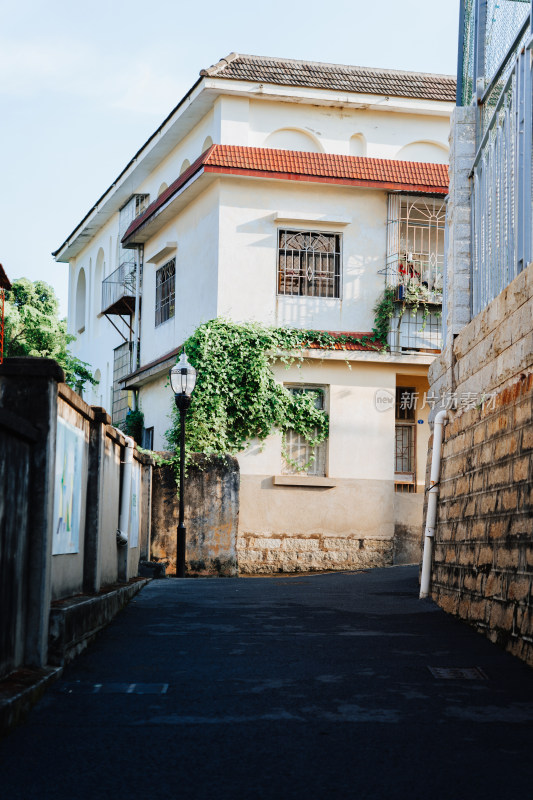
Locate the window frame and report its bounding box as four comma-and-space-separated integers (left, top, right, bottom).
282, 384, 328, 477
276, 229, 342, 300
155, 257, 176, 327
394, 386, 417, 489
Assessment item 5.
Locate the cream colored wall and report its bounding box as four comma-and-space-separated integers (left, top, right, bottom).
214, 96, 250, 146
238, 359, 397, 480
217, 178, 387, 333
136, 110, 217, 199
68, 213, 126, 411
247, 99, 450, 160
99, 431, 121, 585
140, 182, 220, 366
139, 373, 174, 451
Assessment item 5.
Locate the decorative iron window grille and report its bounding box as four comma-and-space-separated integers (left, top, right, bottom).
155, 258, 176, 327
282, 387, 327, 477
395, 387, 416, 489
385, 194, 444, 352
278, 230, 341, 298
386, 195, 445, 300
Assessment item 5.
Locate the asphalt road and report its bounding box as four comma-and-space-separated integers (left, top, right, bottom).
1, 566, 532, 799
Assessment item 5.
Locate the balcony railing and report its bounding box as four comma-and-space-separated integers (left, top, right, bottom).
101, 259, 141, 316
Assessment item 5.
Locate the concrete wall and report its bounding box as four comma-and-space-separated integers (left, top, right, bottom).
426, 262, 533, 666
0, 409, 34, 678
0, 358, 154, 671
151, 454, 239, 576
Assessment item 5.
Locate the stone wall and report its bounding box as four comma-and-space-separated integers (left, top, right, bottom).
238, 532, 393, 574
427, 262, 533, 666
151, 454, 239, 576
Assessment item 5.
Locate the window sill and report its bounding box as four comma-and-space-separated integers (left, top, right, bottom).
273, 475, 336, 487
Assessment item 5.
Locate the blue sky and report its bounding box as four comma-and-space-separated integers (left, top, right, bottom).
1, 0, 460, 316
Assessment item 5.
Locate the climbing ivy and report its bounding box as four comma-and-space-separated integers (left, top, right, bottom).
164, 319, 384, 471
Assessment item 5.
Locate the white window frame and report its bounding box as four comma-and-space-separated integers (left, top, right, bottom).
282, 385, 328, 477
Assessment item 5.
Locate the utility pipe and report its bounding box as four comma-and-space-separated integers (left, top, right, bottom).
132, 246, 142, 405
117, 434, 135, 547
420, 410, 449, 599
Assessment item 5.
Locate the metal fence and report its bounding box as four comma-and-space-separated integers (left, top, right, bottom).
101, 259, 138, 314
459, 0, 532, 315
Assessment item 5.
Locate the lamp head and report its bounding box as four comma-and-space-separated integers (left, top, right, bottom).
169, 351, 197, 398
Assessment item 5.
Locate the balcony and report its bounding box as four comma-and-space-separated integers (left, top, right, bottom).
101, 259, 141, 316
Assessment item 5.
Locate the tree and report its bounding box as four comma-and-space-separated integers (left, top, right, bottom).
4, 278, 97, 392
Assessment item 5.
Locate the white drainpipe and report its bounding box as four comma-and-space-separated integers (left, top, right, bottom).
420, 409, 449, 599
117, 435, 135, 547
132, 246, 142, 409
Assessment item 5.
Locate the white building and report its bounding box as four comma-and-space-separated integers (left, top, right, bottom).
54, 53, 454, 572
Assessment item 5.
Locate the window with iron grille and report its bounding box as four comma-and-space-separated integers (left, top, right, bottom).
278, 230, 341, 298
394, 387, 416, 489
155, 258, 175, 327
282, 386, 327, 477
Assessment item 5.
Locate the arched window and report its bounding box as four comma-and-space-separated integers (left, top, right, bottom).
396, 141, 449, 164
202, 136, 213, 153
264, 128, 322, 153
179, 159, 190, 175
349, 133, 366, 157
75, 268, 86, 333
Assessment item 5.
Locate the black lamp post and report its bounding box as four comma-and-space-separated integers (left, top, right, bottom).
169, 351, 197, 578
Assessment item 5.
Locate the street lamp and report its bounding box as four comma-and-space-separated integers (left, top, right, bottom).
169, 351, 197, 578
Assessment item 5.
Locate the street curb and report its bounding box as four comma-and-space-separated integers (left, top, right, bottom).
0, 666, 63, 737
48, 578, 151, 666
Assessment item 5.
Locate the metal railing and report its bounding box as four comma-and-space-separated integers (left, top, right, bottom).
101, 259, 140, 314
458, 1, 532, 315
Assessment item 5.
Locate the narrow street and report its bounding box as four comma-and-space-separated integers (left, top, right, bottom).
1, 566, 531, 799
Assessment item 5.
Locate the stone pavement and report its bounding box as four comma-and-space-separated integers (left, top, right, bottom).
1, 566, 532, 799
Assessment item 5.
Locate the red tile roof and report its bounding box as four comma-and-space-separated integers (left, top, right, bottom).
123, 145, 449, 242
305, 331, 384, 352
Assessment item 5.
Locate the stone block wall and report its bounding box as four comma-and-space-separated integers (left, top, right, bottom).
427, 262, 533, 666
238, 533, 393, 574
151, 454, 239, 576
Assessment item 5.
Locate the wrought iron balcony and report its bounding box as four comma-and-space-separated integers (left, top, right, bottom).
101, 259, 141, 316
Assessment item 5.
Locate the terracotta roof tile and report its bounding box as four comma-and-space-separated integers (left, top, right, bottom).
306, 331, 384, 352
201, 53, 456, 103
123, 145, 448, 242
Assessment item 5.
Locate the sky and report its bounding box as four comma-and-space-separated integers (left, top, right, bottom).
1, 0, 460, 317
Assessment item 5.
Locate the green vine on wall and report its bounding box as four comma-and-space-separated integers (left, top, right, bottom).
164, 319, 386, 474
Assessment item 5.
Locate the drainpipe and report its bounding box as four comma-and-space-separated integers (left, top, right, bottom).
117, 434, 135, 547
132, 246, 142, 409
420, 410, 449, 599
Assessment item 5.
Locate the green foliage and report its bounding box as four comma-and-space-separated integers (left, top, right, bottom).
165, 319, 386, 468
4, 278, 98, 392
123, 408, 145, 444
164, 314, 394, 472
372, 287, 396, 342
